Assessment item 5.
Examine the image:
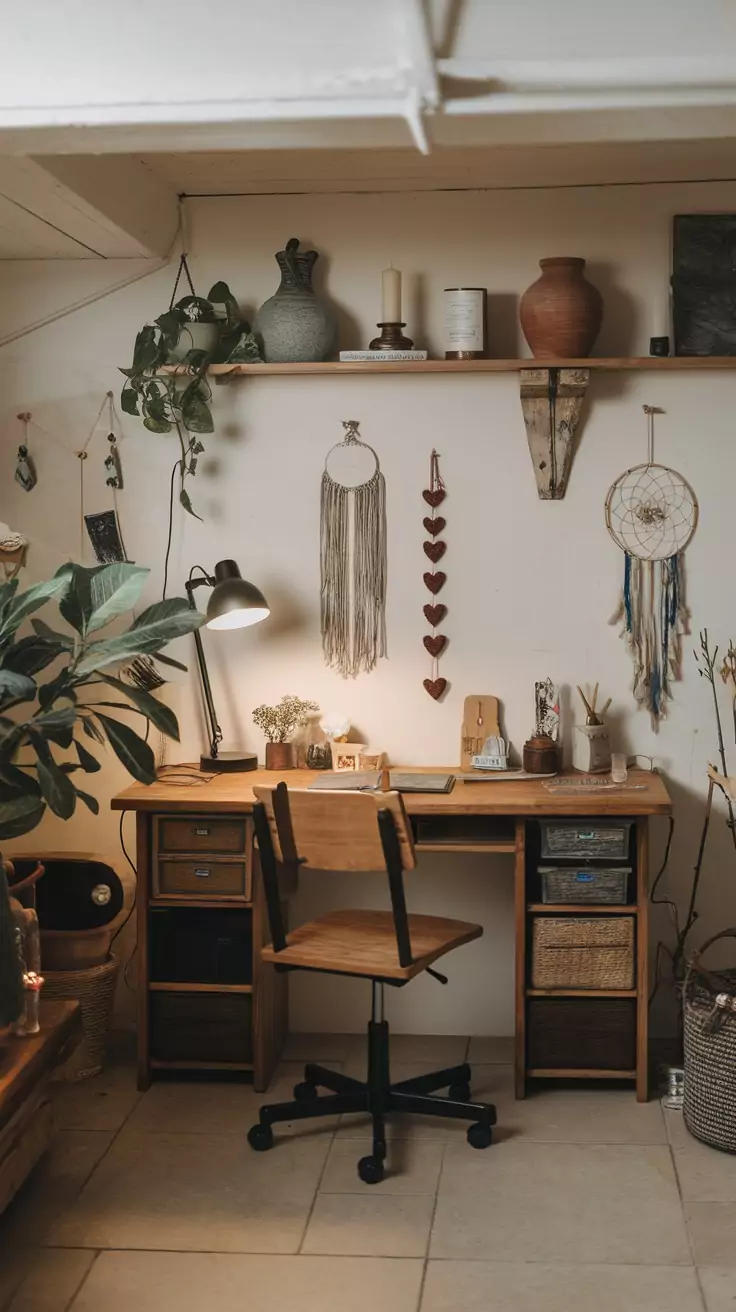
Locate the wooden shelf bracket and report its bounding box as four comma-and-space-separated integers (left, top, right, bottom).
519, 366, 590, 500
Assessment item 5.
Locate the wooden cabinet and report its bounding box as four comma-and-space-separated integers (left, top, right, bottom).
135, 812, 286, 1091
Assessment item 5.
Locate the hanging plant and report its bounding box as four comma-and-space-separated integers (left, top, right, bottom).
120, 262, 262, 518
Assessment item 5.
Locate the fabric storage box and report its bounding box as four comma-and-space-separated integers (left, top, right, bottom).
539, 820, 631, 861
528, 997, 636, 1070
150, 992, 252, 1064
539, 866, 630, 905
531, 916, 635, 990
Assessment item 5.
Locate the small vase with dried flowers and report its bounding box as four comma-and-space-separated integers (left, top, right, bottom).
253, 695, 319, 770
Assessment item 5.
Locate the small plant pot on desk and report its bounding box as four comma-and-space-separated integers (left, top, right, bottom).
265, 742, 294, 771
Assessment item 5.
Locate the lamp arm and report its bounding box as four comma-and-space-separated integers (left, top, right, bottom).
185, 573, 223, 760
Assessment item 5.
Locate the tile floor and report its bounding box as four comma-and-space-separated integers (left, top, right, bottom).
0, 1033, 734, 1311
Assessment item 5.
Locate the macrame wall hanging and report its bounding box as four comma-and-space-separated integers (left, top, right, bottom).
320, 419, 387, 678
422, 449, 448, 700
15, 413, 37, 492
606, 405, 698, 728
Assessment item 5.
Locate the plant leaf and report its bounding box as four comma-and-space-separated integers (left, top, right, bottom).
87, 563, 148, 634
74, 738, 101, 772
75, 788, 100, 815
120, 383, 140, 416
38, 672, 76, 711
81, 715, 105, 745
180, 391, 213, 434
55, 563, 104, 635
0, 669, 36, 707
153, 650, 188, 673
74, 600, 203, 678
4, 634, 65, 677
30, 704, 77, 748
179, 487, 203, 520
0, 794, 46, 841
1, 574, 70, 641
96, 712, 156, 784
0, 762, 41, 797
132, 324, 161, 372
33, 742, 78, 819
142, 397, 172, 434
31, 618, 75, 648
98, 674, 179, 739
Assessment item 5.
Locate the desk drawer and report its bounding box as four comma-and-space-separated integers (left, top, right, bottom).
156, 817, 247, 855
155, 859, 249, 899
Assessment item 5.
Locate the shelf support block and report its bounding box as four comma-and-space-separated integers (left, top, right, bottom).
519, 367, 590, 500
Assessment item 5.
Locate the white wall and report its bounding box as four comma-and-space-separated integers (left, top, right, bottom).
2, 179, 736, 1036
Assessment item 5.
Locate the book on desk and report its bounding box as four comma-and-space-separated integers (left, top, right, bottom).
307, 771, 456, 793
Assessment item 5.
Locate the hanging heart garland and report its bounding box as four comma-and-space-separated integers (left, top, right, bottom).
422, 449, 448, 699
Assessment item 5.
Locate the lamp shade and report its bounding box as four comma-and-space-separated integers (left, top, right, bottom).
205, 560, 270, 631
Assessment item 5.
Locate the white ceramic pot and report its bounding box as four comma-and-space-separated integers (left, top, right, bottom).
167, 321, 219, 363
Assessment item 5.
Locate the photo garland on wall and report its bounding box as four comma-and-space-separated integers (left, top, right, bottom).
320, 420, 387, 679
423, 449, 448, 700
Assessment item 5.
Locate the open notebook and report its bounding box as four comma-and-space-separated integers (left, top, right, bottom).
308, 771, 455, 794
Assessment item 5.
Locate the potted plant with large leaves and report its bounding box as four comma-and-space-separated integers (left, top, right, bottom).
0, 561, 204, 1033
120, 278, 261, 518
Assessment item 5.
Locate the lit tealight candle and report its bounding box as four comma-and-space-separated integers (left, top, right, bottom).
381, 266, 401, 322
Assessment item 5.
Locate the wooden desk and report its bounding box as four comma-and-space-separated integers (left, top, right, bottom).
113, 768, 671, 1100
0, 1000, 81, 1214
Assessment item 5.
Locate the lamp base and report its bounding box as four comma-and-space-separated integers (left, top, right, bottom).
200, 751, 258, 773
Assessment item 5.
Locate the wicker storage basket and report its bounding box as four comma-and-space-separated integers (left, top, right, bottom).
684, 928, 736, 1153
532, 917, 635, 990
539, 866, 630, 905
42, 954, 119, 1081
540, 821, 631, 861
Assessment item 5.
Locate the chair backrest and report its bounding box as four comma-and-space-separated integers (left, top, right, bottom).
252, 785, 417, 968
252, 786, 416, 873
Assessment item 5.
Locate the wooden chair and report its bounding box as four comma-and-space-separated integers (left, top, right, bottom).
247, 783, 496, 1184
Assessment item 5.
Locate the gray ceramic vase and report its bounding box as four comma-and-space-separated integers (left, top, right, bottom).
254, 237, 337, 363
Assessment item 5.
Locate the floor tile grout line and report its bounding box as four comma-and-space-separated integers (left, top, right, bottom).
296, 1127, 337, 1254
415, 1140, 446, 1310
34, 1244, 702, 1264
693, 1266, 710, 1312
62, 1248, 102, 1312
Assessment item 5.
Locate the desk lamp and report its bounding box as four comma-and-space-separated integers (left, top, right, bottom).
185, 559, 270, 772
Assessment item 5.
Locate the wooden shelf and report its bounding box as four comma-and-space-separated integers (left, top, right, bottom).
527, 904, 638, 914
527, 1068, 637, 1080
526, 988, 637, 998
150, 1058, 254, 1072
417, 841, 516, 854
149, 981, 253, 994
164, 357, 736, 378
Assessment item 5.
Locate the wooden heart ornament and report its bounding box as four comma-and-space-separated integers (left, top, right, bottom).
423, 634, 446, 657
423, 677, 447, 700
423, 603, 447, 626
423, 540, 446, 563
423, 516, 446, 536
422, 488, 446, 508
423, 571, 446, 595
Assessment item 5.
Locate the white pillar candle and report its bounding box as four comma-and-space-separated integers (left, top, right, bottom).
382, 266, 401, 322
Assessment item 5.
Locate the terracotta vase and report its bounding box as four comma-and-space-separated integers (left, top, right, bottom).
520, 257, 602, 359
265, 741, 294, 771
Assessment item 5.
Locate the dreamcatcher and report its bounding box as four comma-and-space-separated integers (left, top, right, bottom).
320, 420, 387, 678
606, 405, 697, 727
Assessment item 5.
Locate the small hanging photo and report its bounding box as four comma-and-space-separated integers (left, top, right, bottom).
85, 510, 127, 564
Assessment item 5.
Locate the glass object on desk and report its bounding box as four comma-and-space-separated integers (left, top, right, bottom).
611, 753, 628, 784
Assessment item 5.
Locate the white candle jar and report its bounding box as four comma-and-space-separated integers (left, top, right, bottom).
444, 288, 486, 359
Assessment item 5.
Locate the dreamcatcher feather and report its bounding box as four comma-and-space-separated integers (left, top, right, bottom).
606, 407, 697, 729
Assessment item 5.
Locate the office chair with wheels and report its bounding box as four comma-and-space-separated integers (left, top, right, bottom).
247, 783, 496, 1184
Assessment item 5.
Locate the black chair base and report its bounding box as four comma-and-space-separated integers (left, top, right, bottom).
247, 1020, 497, 1183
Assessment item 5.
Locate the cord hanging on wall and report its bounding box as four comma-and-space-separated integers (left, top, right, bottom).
15, 413, 37, 492
320, 419, 387, 678
606, 405, 697, 728
81, 392, 127, 564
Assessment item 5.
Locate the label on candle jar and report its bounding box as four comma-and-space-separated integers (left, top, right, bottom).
443, 288, 485, 354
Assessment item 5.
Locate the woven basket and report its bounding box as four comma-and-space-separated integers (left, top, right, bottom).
42, 954, 119, 1081
532, 917, 635, 990
684, 929, 736, 1154
540, 866, 630, 905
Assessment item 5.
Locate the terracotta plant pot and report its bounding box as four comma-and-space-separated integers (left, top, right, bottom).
265, 741, 294, 771
520, 257, 603, 359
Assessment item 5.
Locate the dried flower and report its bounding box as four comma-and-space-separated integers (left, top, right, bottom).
252, 695, 319, 744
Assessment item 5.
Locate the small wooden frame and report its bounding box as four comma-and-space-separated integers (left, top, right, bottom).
519, 366, 590, 500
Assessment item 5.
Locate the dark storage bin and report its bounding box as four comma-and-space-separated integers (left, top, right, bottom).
150, 992, 252, 1064
150, 907, 252, 985
540, 820, 632, 861
528, 997, 636, 1070
539, 866, 631, 905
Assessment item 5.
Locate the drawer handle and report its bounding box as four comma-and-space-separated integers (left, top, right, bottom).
577, 831, 594, 840
194, 867, 211, 879
194, 827, 210, 836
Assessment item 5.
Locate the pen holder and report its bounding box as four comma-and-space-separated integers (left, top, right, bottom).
523, 734, 559, 775
572, 723, 611, 774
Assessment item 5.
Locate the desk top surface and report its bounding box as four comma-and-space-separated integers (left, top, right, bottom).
0, 1000, 81, 1121
113, 766, 671, 817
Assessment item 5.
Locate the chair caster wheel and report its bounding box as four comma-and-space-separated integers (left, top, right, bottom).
293, 1081, 316, 1103
247, 1123, 274, 1152
467, 1121, 493, 1149
358, 1154, 385, 1184
449, 1083, 472, 1102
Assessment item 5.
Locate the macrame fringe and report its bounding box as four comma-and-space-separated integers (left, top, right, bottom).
610, 552, 688, 729
320, 468, 386, 678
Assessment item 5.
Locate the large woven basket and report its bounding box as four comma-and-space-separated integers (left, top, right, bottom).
42, 954, 119, 1081
684, 929, 736, 1153
532, 916, 635, 990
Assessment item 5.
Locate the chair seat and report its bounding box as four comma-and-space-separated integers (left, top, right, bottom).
261, 909, 483, 981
